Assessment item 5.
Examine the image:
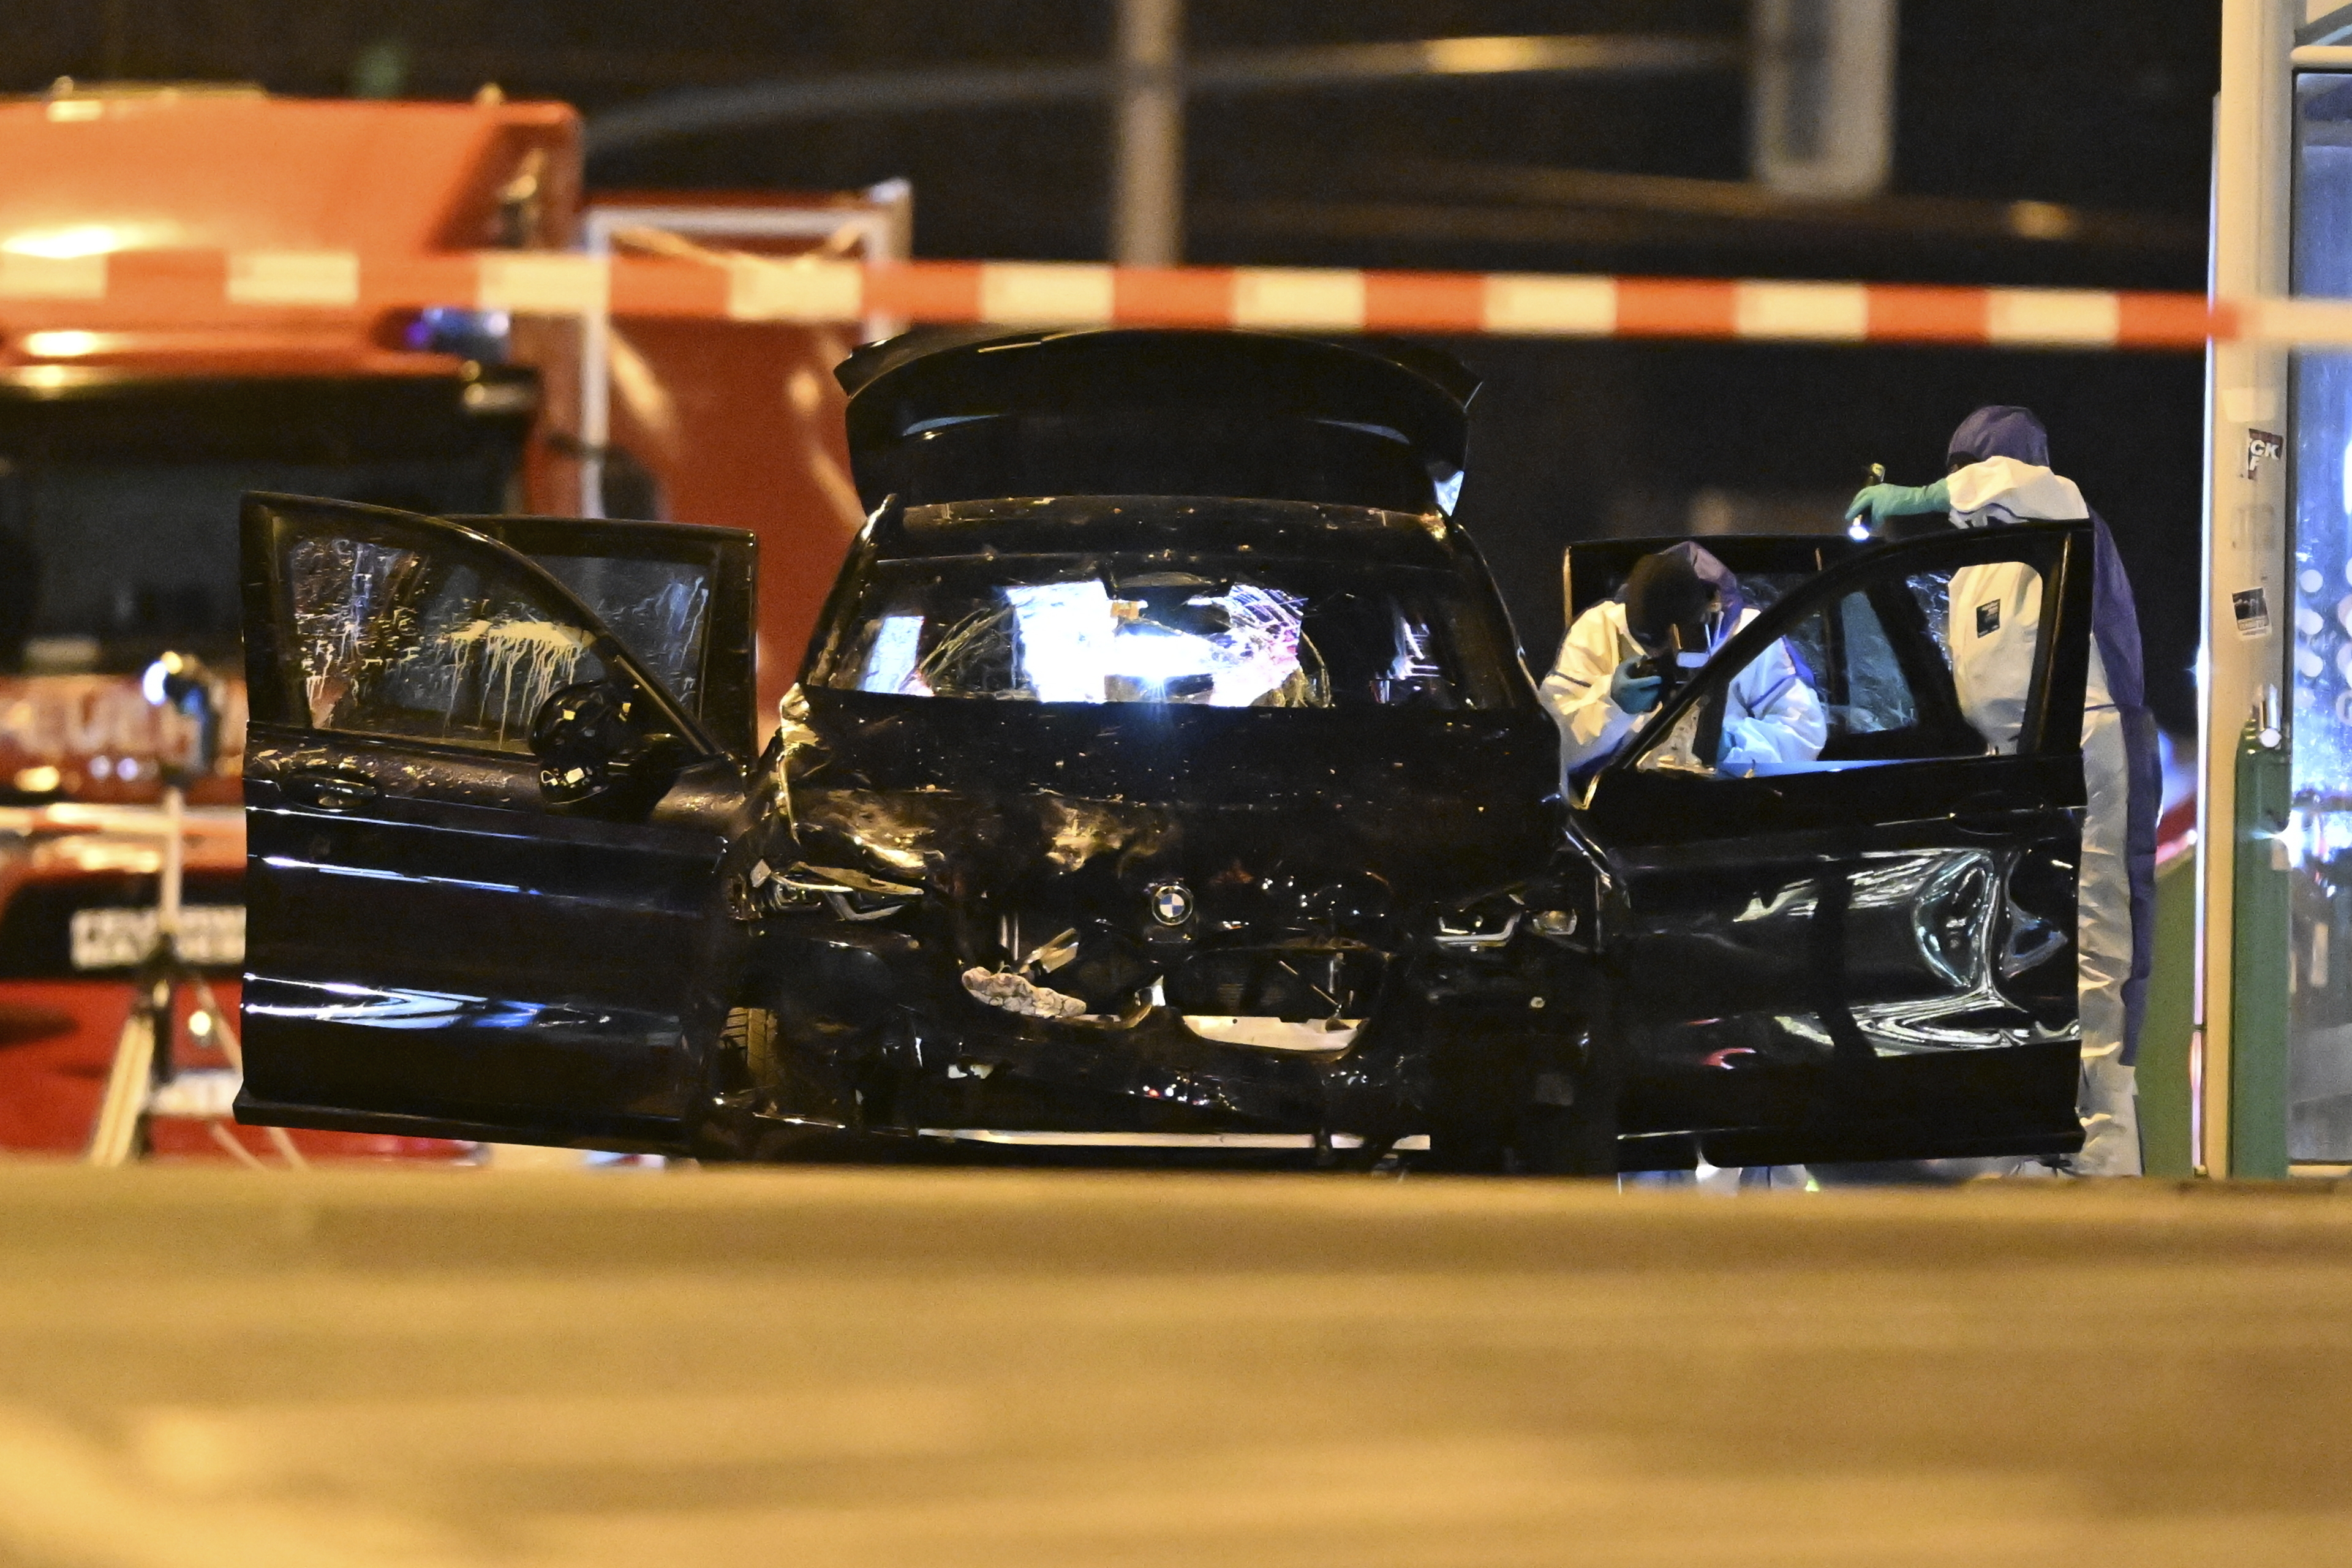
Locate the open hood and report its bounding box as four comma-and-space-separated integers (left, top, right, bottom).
835, 329, 1477, 516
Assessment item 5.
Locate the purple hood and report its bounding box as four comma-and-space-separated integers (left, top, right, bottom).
1948, 405, 2052, 470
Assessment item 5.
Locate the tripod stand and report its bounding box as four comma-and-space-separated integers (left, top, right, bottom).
85, 655, 304, 1169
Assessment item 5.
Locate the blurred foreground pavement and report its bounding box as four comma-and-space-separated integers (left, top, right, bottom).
0, 1164, 2346, 1566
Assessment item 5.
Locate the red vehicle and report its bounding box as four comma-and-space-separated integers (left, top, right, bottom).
0, 83, 901, 1156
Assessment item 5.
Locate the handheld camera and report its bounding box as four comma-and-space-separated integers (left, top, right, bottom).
1631, 615, 1717, 703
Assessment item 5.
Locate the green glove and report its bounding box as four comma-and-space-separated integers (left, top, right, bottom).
1608, 657, 1663, 715
1844, 476, 1951, 525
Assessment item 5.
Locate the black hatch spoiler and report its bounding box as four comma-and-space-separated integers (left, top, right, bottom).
835, 328, 1478, 516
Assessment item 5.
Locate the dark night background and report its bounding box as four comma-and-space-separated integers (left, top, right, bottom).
9, 1, 2220, 728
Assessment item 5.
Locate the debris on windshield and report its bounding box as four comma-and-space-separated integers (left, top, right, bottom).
821, 520, 1509, 711
873, 576, 1317, 706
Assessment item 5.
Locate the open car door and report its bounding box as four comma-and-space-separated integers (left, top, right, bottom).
1578, 520, 2094, 1169
236, 495, 756, 1150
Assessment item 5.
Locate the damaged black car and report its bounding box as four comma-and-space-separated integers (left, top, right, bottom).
236, 329, 2097, 1174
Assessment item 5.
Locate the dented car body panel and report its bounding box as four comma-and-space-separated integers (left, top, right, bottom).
236, 330, 2097, 1170
1578, 516, 2096, 1167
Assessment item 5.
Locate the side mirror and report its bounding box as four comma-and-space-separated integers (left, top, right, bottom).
530, 678, 689, 810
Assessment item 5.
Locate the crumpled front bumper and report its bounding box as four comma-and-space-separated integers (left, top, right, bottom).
710, 918, 1578, 1153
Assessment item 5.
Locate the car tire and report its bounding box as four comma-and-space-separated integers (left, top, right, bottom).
720, 1005, 782, 1088
1427, 1027, 1619, 1177
1513, 1094, 1618, 1177
699, 1005, 854, 1163
1519, 1029, 1623, 1177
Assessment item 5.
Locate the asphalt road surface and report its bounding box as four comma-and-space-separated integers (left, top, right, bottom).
0, 1163, 2348, 1566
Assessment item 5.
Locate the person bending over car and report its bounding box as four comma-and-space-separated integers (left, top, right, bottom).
1540, 541, 1825, 792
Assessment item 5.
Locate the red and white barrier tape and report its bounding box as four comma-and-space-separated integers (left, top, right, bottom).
10, 249, 2352, 350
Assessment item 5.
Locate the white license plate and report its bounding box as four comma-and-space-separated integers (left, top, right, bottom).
68, 906, 245, 970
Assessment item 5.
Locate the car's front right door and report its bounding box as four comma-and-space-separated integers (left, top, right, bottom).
1578, 521, 2095, 1168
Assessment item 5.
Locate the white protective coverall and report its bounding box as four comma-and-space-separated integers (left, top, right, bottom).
1540, 600, 1826, 791
1945, 456, 2140, 1175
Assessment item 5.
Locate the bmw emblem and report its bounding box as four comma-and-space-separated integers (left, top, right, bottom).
1148, 880, 1194, 927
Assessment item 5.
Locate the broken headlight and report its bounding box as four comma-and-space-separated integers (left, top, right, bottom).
728, 859, 922, 922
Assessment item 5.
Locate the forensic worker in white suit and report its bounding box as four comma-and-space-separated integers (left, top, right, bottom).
1541, 541, 1825, 793
1849, 406, 2158, 1177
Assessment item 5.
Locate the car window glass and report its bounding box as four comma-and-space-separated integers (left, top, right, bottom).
816, 555, 1515, 710
1635, 557, 2045, 776
288, 533, 613, 753
1569, 568, 1810, 628
873, 413, 1442, 513
1814, 590, 1918, 735
1635, 615, 1830, 777
1730, 572, 1807, 614
526, 554, 712, 716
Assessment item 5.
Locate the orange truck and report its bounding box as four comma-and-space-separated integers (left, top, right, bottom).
0, 83, 899, 1156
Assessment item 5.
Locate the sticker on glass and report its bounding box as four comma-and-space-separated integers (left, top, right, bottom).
2234, 587, 2273, 640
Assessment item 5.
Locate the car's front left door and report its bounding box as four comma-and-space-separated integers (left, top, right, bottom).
1579, 521, 2095, 1169
236, 494, 756, 1150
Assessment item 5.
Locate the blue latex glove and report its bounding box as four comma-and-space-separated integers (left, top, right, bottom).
1609, 657, 1664, 715
1844, 476, 1951, 526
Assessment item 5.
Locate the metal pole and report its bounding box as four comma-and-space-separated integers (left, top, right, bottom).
1749, 0, 1898, 200
865, 178, 914, 341
99, 0, 127, 78
2200, 0, 2296, 1177
1112, 0, 1184, 266
157, 782, 183, 943
579, 221, 612, 519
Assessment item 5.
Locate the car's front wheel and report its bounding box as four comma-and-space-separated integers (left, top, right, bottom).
1424, 1021, 1618, 1176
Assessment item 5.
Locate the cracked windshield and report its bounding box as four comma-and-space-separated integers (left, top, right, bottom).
821, 556, 1515, 709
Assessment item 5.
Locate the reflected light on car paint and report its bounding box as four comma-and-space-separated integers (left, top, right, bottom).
1662, 844, 2075, 1060
1180, 1016, 1362, 1052
246, 979, 568, 1030
258, 855, 526, 896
